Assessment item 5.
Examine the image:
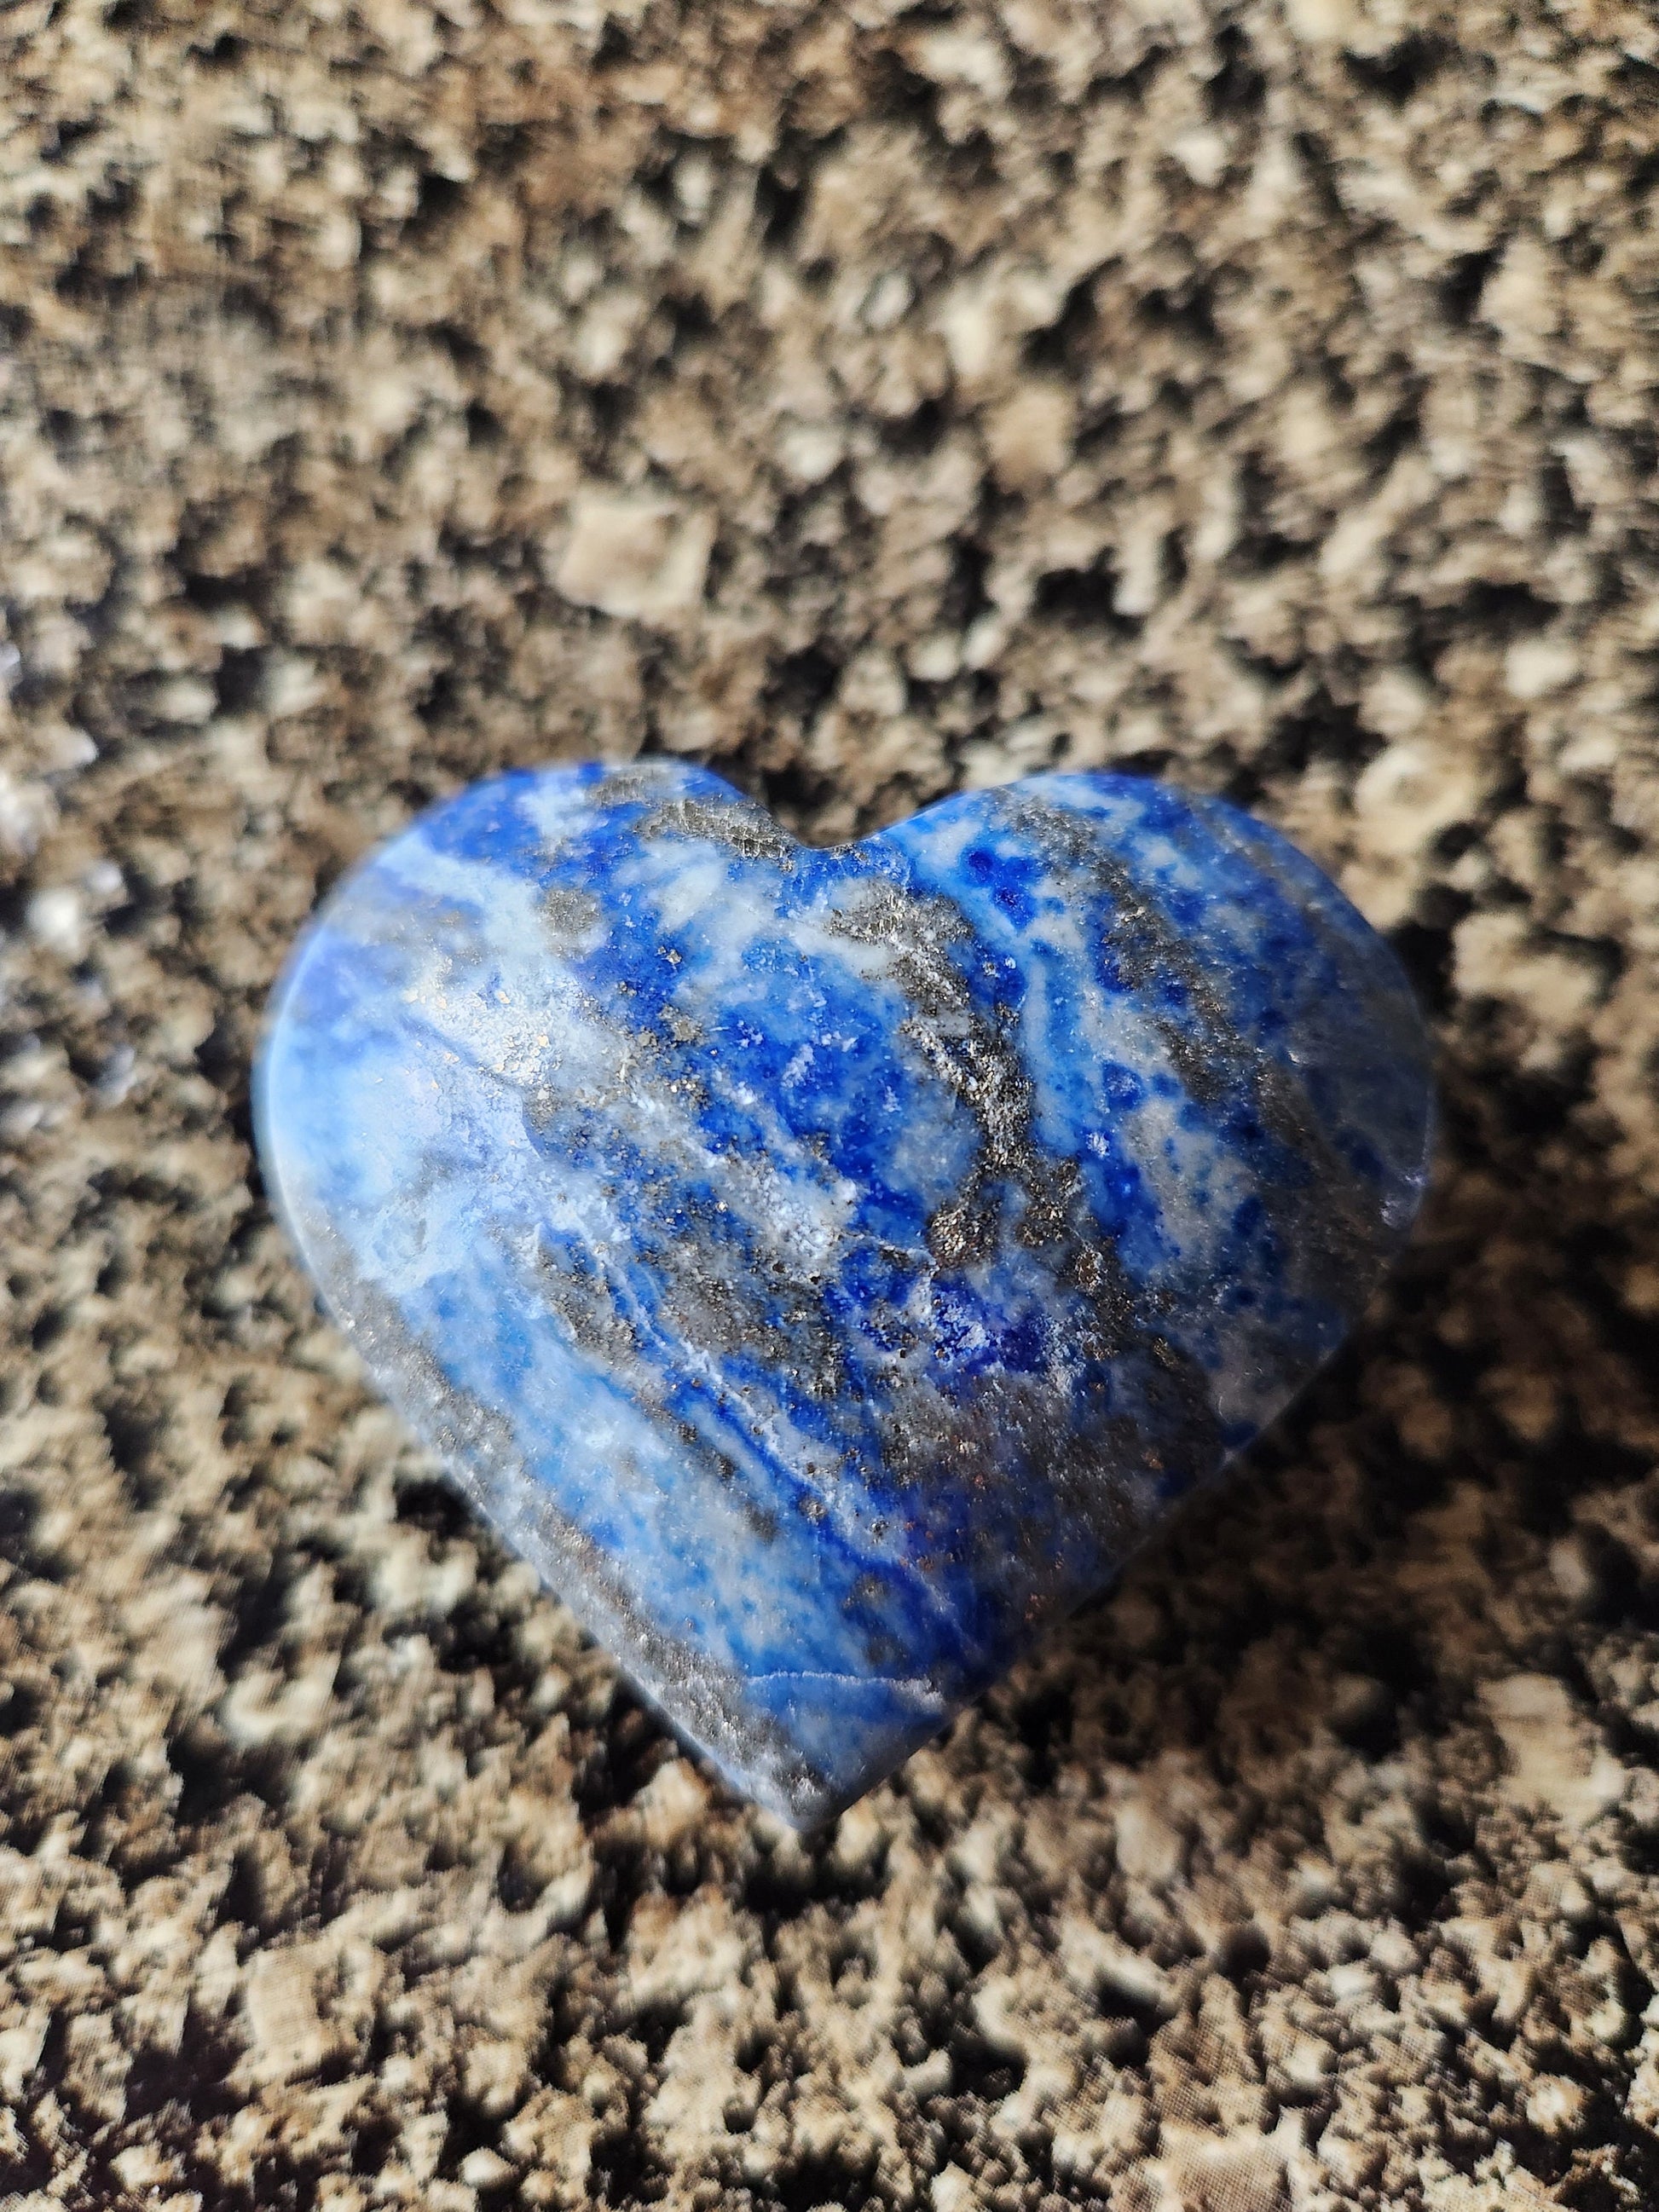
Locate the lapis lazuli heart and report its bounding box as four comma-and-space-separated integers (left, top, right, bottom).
257, 763, 1432, 1825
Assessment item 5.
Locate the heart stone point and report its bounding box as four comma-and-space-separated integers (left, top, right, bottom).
257, 763, 1432, 1826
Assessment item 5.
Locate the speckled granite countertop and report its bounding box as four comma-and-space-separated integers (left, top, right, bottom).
3, 3, 1659, 2206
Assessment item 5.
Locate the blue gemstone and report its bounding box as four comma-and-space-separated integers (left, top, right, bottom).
256, 764, 1432, 1824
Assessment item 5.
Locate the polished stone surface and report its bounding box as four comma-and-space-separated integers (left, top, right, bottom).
257, 764, 1432, 1823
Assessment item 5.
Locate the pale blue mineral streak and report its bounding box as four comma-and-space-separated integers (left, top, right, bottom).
257, 764, 1433, 1825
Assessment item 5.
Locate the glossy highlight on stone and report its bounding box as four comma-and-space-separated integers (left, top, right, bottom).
256, 764, 1433, 1826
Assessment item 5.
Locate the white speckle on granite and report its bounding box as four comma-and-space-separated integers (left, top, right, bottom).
554, 492, 714, 624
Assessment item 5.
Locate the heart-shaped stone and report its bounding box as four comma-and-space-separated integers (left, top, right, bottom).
257, 763, 1432, 1825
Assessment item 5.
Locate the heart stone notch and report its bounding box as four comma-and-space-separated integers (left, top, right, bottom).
257, 764, 1433, 1826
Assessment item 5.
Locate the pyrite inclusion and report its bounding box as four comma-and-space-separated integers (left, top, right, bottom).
257, 764, 1433, 1825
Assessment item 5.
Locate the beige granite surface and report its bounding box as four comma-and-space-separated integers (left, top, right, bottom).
4, 0, 1659, 2204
